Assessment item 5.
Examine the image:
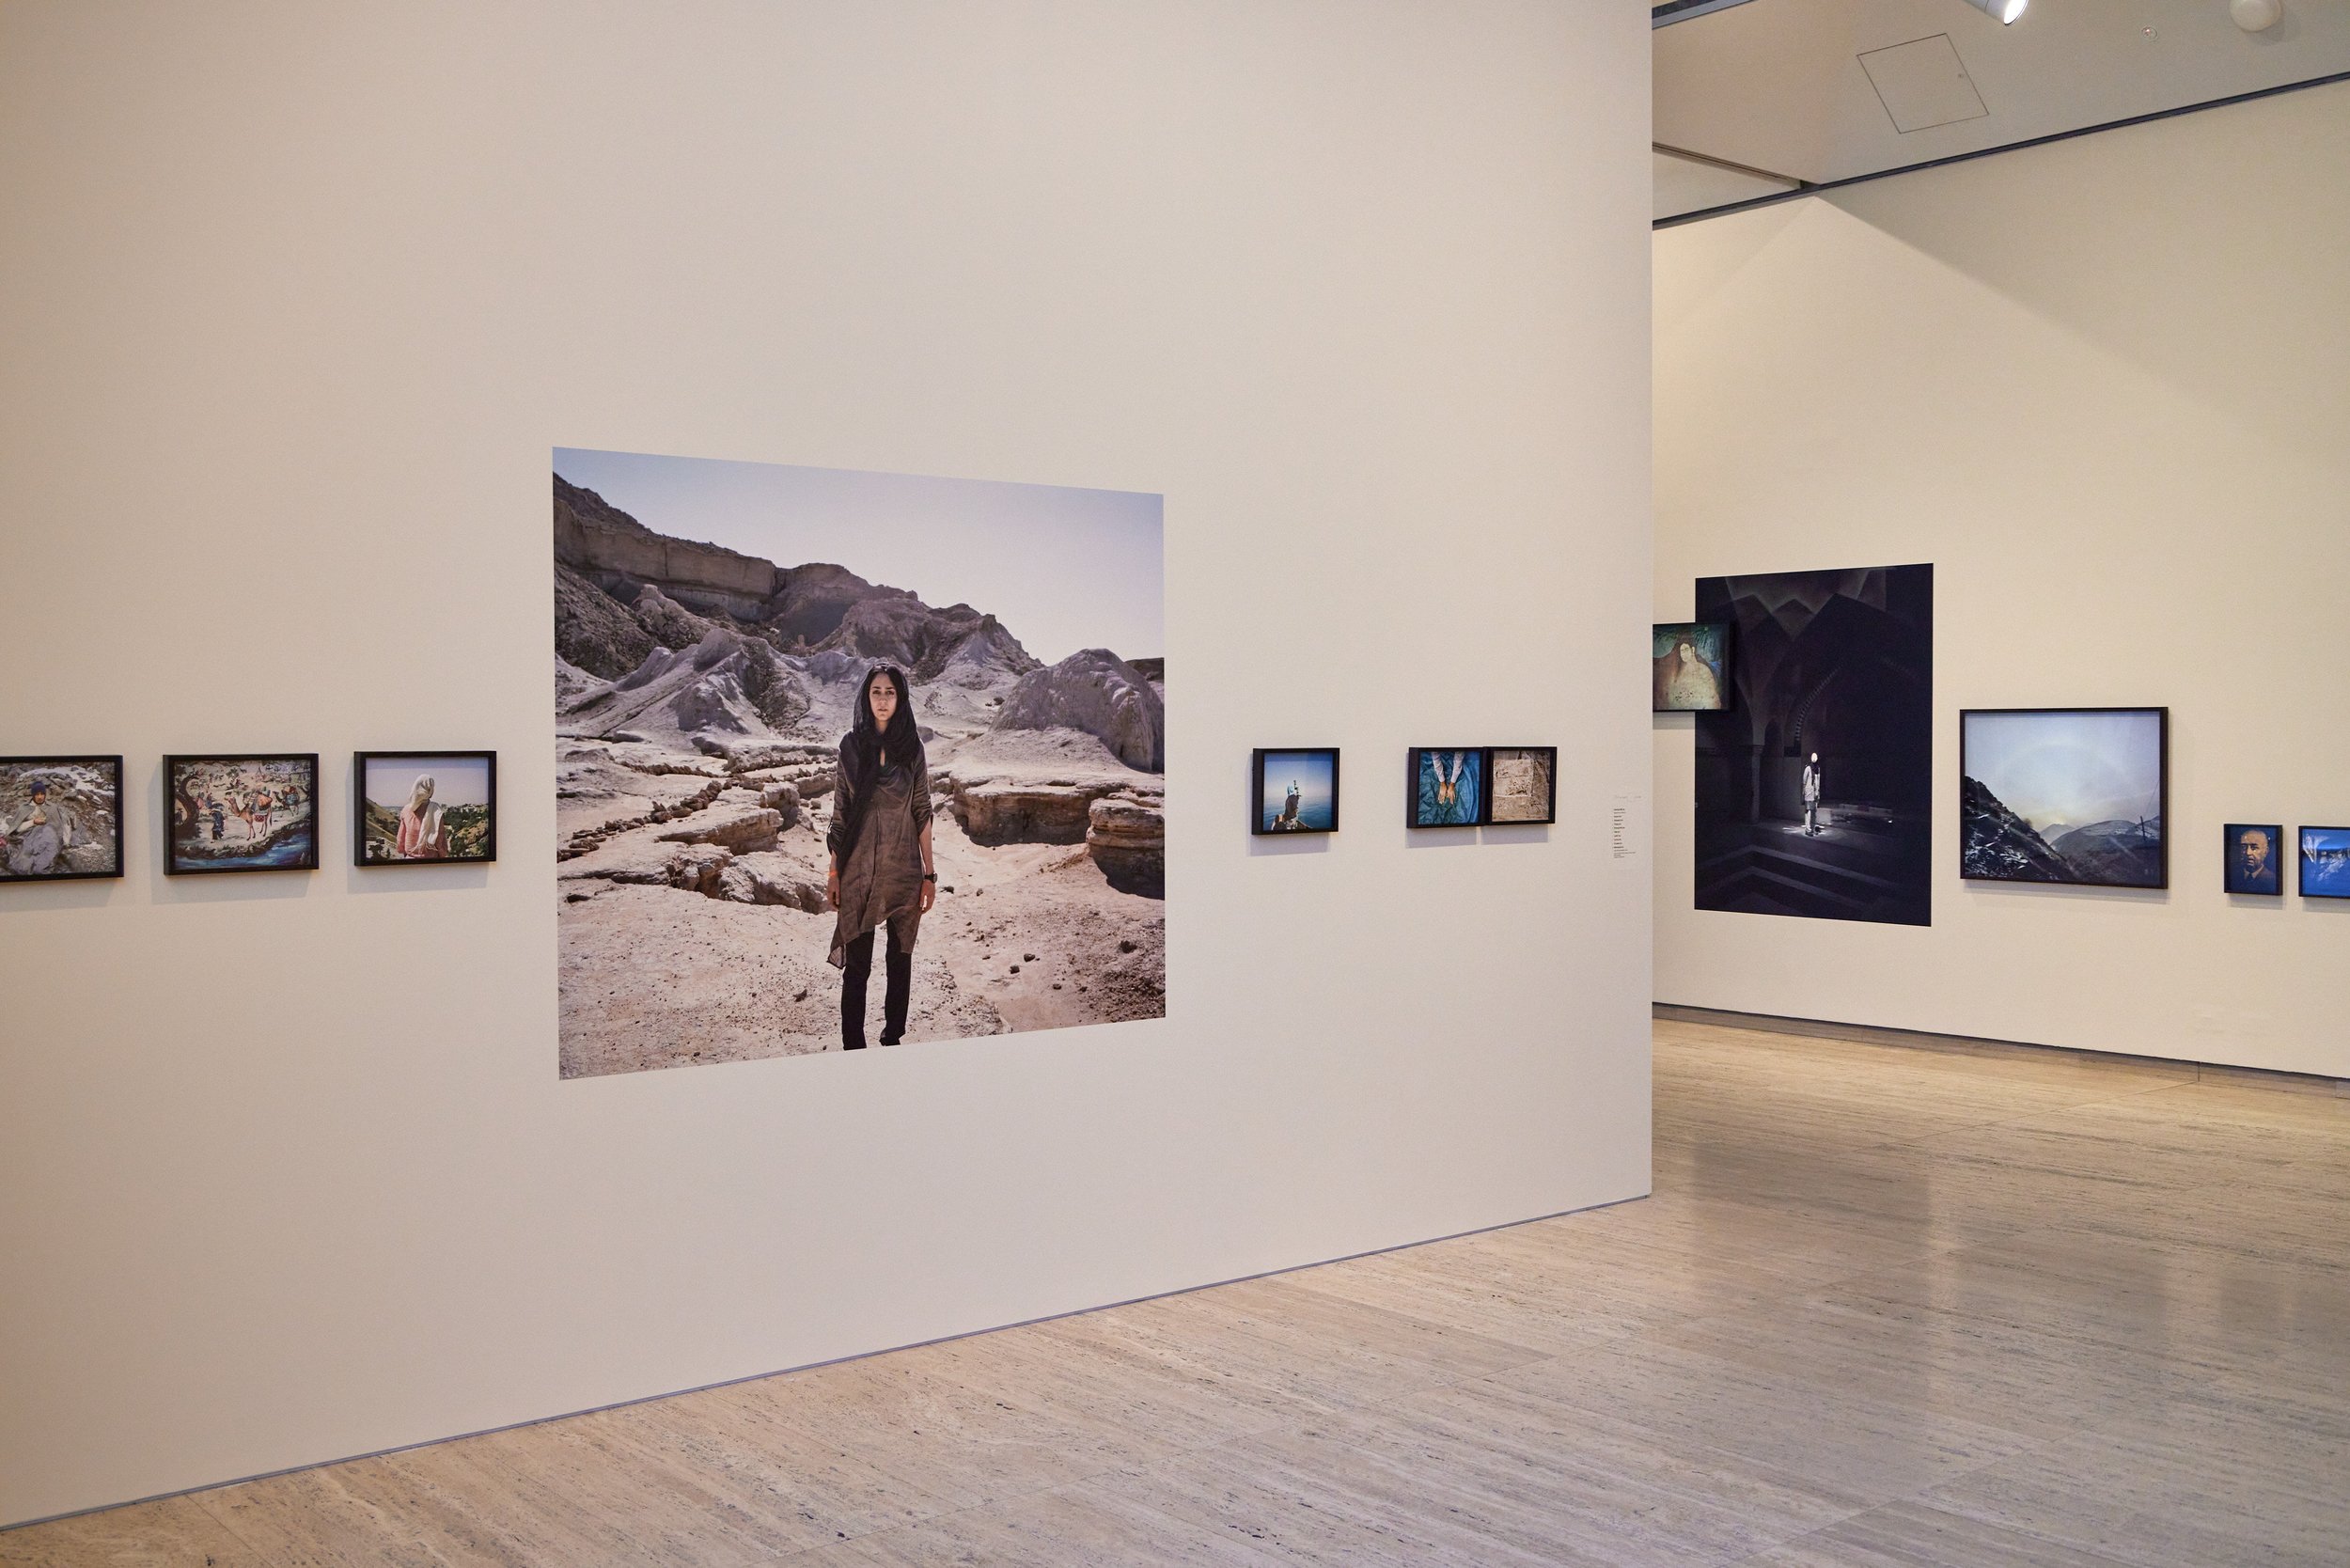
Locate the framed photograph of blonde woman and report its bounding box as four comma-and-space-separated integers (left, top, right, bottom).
356, 752, 497, 865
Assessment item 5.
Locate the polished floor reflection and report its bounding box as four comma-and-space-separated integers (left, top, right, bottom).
9, 1018, 2346, 1566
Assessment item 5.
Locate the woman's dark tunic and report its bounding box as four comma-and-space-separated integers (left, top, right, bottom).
826, 747, 931, 966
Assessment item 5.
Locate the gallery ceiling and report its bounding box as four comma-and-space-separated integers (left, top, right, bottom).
1654, 0, 2350, 221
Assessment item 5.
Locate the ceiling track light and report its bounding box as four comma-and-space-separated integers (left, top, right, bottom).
2232, 0, 2283, 31
1957, 0, 2029, 23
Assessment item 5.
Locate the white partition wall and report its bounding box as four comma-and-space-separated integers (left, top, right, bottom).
0, 2, 1654, 1526
1654, 85, 2350, 1079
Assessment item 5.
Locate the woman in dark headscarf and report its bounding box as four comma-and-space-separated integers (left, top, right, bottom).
825, 665, 936, 1049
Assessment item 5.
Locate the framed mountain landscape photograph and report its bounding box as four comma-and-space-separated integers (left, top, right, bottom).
1960, 708, 2168, 890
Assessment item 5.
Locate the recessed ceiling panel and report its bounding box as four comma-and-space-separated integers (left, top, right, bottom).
1858, 35, 1989, 133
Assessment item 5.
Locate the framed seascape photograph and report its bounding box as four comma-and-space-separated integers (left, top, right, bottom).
2299, 826, 2350, 900
164, 754, 321, 874
356, 752, 497, 865
1252, 749, 1339, 835
1653, 621, 1731, 712
2223, 823, 2284, 897
1408, 747, 1483, 828
0, 756, 124, 883
1486, 746, 1558, 825
1959, 708, 2168, 890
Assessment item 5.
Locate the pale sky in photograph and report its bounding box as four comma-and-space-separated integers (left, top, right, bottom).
555, 447, 1163, 666
1965, 711, 2163, 830
363, 758, 494, 808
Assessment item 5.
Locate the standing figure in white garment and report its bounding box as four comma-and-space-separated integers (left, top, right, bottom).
1801, 752, 1822, 837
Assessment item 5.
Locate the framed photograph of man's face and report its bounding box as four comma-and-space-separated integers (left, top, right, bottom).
1408, 747, 1483, 828
1251, 749, 1339, 835
1486, 746, 1558, 824
164, 754, 321, 874
0, 756, 124, 883
356, 752, 498, 864
2222, 823, 2282, 897
2299, 826, 2350, 900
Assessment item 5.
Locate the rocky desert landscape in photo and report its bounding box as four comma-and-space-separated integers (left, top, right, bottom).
554, 475, 1165, 1077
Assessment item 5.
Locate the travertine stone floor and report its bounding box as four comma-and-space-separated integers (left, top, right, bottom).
8, 1019, 2346, 1566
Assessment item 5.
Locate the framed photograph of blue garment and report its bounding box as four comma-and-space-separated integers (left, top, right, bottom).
2222, 823, 2283, 897
1252, 749, 1339, 835
2298, 826, 2350, 899
0, 756, 124, 883
1408, 747, 1483, 828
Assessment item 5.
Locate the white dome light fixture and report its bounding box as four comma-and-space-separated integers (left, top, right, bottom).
1958, 0, 2029, 22
2232, 0, 2283, 31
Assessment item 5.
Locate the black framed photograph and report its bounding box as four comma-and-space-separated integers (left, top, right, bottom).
1408, 747, 1484, 827
1252, 748, 1339, 835
1485, 746, 1558, 824
1653, 621, 1731, 712
1, 756, 124, 883
2299, 826, 2350, 900
356, 752, 498, 864
1959, 708, 2168, 889
2223, 823, 2284, 897
164, 754, 321, 874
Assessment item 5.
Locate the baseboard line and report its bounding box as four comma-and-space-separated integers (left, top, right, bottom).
1653, 1003, 2350, 1099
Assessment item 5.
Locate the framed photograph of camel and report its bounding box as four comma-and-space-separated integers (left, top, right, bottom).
1252, 749, 1340, 835
1408, 747, 1484, 828
355, 752, 498, 865
164, 754, 321, 874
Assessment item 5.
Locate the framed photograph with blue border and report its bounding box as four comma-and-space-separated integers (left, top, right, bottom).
1251, 749, 1340, 835
1407, 747, 1484, 828
2297, 825, 2350, 899
2222, 823, 2283, 897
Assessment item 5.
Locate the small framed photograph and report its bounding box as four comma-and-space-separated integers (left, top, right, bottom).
1252, 748, 1339, 835
164, 754, 321, 874
1485, 746, 1558, 825
1408, 747, 1484, 828
1959, 708, 2168, 889
2299, 826, 2350, 900
1653, 621, 1731, 712
2222, 823, 2283, 897
356, 752, 498, 865
1, 756, 124, 883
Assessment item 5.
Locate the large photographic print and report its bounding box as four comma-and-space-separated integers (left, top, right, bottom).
1960, 709, 2168, 889
1694, 565, 1934, 925
554, 450, 1165, 1077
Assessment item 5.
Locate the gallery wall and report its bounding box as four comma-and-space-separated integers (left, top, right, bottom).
0, 1, 1653, 1526
1653, 83, 2350, 1079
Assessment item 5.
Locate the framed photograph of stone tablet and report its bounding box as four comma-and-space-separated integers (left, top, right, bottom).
0, 756, 124, 883
1653, 622, 1731, 712
356, 752, 497, 865
1486, 746, 1558, 824
165, 754, 321, 874
1408, 747, 1483, 828
1253, 749, 1339, 835
2299, 826, 2350, 899
1959, 709, 2168, 890
2223, 823, 2283, 897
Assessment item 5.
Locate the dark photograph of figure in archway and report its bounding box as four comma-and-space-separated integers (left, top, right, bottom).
1692, 564, 1933, 926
